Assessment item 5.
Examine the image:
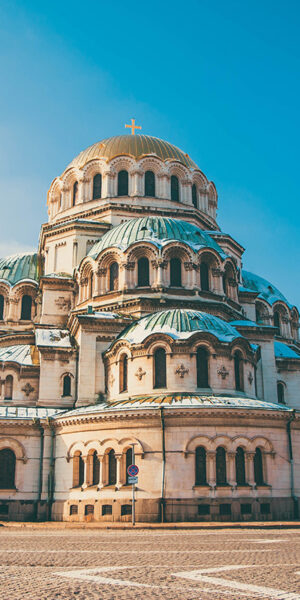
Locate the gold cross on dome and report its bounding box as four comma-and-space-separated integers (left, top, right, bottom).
125, 118, 142, 135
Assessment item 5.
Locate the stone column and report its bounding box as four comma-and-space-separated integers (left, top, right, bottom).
98, 456, 105, 489
7, 298, 18, 322
81, 456, 89, 489
227, 452, 237, 488
245, 452, 255, 487
207, 451, 216, 488
116, 455, 122, 489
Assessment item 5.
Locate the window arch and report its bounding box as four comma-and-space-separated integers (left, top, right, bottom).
126, 447, 133, 484
21, 295, 32, 320
216, 446, 227, 485
234, 351, 244, 391
73, 451, 84, 488
118, 170, 128, 196
119, 354, 128, 393
196, 347, 209, 388
192, 184, 197, 208
109, 262, 119, 291
92, 451, 100, 486
0, 294, 4, 320
255, 304, 263, 324
108, 449, 117, 485
170, 257, 182, 287
222, 272, 228, 295
72, 181, 78, 206
62, 374, 71, 397
195, 446, 207, 485
254, 447, 264, 485
145, 170, 155, 197
171, 175, 180, 202
137, 257, 149, 286
274, 310, 280, 333
0, 449, 16, 489
4, 375, 13, 400
235, 447, 246, 485
200, 263, 209, 291
92, 173, 102, 199
154, 347, 167, 388
277, 382, 285, 404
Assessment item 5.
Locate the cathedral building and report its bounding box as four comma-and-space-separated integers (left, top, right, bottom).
0, 129, 299, 522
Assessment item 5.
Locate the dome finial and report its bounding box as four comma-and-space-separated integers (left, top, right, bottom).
125, 118, 142, 135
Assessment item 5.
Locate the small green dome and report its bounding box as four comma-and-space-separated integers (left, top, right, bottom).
88, 217, 226, 259
0, 253, 38, 286
117, 309, 242, 345
241, 270, 292, 307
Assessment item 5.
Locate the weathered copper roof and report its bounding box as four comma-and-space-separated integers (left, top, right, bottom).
0, 252, 38, 286
241, 270, 292, 307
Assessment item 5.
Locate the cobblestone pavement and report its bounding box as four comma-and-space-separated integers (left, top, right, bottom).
0, 528, 300, 600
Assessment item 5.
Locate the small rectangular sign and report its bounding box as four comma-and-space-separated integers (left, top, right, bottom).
128, 476, 138, 484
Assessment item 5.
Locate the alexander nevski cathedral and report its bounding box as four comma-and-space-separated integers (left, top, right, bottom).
0, 124, 299, 523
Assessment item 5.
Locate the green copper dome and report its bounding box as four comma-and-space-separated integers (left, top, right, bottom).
241, 270, 292, 308
116, 309, 242, 345
0, 253, 38, 286
88, 217, 226, 260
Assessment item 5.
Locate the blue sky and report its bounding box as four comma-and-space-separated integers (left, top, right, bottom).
0, 0, 299, 306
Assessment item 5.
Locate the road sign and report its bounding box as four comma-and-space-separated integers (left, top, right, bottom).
127, 464, 139, 477
128, 476, 138, 484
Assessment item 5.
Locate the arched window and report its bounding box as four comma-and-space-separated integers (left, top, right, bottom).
119, 354, 128, 393
62, 374, 71, 397
200, 263, 209, 291
196, 347, 209, 388
222, 272, 228, 295
118, 170, 128, 196
145, 171, 155, 197
192, 184, 197, 208
234, 351, 244, 391
255, 304, 263, 324
126, 447, 133, 484
274, 311, 280, 333
0, 449, 16, 489
4, 375, 13, 400
235, 447, 246, 485
108, 449, 117, 485
21, 295, 32, 320
277, 382, 285, 404
92, 173, 102, 199
73, 451, 84, 487
216, 446, 227, 485
171, 175, 180, 202
92, 451, 100, 485
137, 257, 149, 286
109, 262, 119, 291
254, 447, 264, 485
88, 272, 93, 298
0, 294, 4, 320
72, 181, 78, 206
195, 446, 207, 485
170, 258, 182, 287
154, 348, 167, 388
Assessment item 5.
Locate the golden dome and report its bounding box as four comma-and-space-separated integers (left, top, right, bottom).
66, 134, 198, 171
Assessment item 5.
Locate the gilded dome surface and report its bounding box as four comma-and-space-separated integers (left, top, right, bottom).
67, 134, 198, 170
116, 309, 242, 344
88, 216, 226, 259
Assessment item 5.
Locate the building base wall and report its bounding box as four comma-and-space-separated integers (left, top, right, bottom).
0, 500, 48, 522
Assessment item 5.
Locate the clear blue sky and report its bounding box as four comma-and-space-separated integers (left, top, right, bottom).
0, 0, 299, 307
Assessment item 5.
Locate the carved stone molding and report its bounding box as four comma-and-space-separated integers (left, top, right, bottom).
217, 366, 229, 380
175, 364, 189, 378
135, 367, 146, 381
21, 383, 35, 397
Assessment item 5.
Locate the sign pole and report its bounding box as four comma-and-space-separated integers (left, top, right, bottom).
132, 443, 135, 527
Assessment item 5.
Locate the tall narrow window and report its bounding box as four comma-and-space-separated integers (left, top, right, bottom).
154, 348, 166, 388
4, 375, 13, 400
192, 184, 197, 208
171, 175, 179, 202
119, 354, 128, 393
89, 273, 93, 298
234, 351, 244, 391
277, 382, 285, 404
21, 295, 32, 320
0, 295, 4, 320
200, 263, 209, 291
254, 447, 264, 485
274, 311, 280, 333
109, 262, 119, 291
216, 446, 227, 485
137, 257, 149, 286
92, 173, 102, 199
196, 347, 209, 388
72, 181, 78, 206
145, 171, 155, 197
92, 451, 100, 485
170, 258, 182, 287
108, 449, 117, 485
0, 449, 16, 489
255, 304, 263, 324
126, 448, 133, 484
73, 451, 84, 487
222, 272, 228, 295
235, 447, 246, 485
62, 374, 71, 397
195, 446, 207, 485
118, 170, 128, 196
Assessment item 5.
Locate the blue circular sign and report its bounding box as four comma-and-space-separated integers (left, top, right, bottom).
127, 464, 139, 476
